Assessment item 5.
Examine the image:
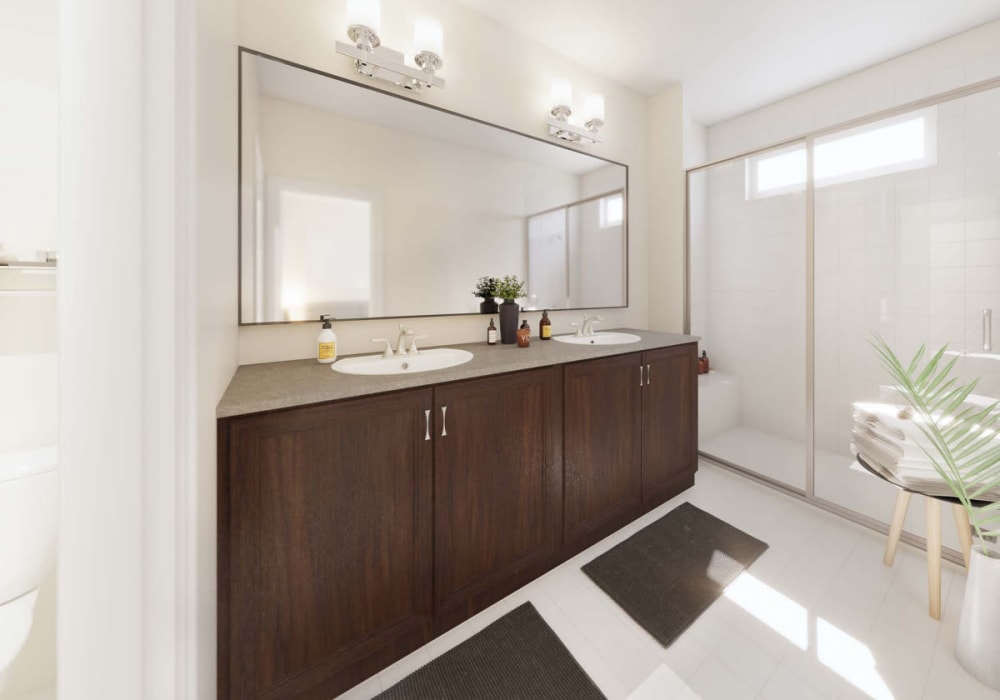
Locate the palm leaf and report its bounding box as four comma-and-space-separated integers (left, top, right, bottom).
869, 334, 1000, 556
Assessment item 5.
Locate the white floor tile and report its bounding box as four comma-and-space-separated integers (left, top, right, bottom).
710, 627, 782, 691
623, 662, 686, 699
685, 655, 757, 700
658, 632, 713, 681
760, 662, 831, 700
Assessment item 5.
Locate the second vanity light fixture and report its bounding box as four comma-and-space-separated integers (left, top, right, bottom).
547, 80, 605, 144
335, 0, 445, 92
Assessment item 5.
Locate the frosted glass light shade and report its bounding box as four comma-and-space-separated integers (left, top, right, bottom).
413, 16, 444, 58
584, 93, 605, 122
346, 0, 381, 32
551, 80, 572, 108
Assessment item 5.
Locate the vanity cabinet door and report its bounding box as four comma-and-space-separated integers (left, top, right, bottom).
433, 366, 563, 632
641, 344, 698, 510
219, 388, 434, 700
563, 352, 643, 555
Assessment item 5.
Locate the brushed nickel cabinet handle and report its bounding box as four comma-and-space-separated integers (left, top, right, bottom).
441, 406, 448, 437
424, 409, 431, 441
646, 364, 651, 385
639, 365, 643, 387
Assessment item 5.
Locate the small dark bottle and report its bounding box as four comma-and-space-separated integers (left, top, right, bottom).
539, 309, 552, 340
516, 320, 531, 347
700, 350, 709, 374
487, 318, 498, 345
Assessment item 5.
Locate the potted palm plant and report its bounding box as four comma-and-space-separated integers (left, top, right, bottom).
872, 336, 1000, 690
472, 276, 499, 314
493, 275, 526, 344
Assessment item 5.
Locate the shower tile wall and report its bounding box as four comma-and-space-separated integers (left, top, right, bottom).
694, 154, 807, 490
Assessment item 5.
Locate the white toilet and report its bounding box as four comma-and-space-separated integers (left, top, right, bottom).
0, 446, 58, 694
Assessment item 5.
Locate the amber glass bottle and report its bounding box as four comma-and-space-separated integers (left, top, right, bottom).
539, 309, 552, 339
517, 320, 531, 347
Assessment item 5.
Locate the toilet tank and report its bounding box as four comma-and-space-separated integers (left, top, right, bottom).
0, 447, 57, 604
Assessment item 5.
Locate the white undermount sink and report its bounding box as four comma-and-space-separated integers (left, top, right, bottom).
553, 332, 641, 346
331, 347, 474, 375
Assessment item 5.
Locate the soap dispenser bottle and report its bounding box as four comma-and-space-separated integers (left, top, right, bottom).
487, 318, 498, 345
318, 315, 337, 364
539, 309, 552, 339
699, 350, 709, 375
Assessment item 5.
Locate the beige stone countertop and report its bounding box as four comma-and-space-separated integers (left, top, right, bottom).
217, 328, 700, 418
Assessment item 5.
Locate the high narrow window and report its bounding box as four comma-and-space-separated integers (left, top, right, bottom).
600, 192, 624, 228
746, 109, 937, 199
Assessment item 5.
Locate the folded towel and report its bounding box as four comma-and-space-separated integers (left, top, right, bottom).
851, 400, 1000, 501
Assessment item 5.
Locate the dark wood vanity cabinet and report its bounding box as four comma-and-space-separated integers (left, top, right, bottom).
218, 388, 434, 700
433, 366, 563, 632
563, 344, 698, 554
640, 344, 698, 510
563, 353, 644, 554
217, 341, 696, 699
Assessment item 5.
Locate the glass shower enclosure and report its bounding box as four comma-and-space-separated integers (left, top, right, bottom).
688, 78, 1000, 554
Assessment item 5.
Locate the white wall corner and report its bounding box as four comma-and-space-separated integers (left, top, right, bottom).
645, 84, 686, 333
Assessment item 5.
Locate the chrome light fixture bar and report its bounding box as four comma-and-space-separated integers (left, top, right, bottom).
546, 80, 604, 144
335, 1, 444, 92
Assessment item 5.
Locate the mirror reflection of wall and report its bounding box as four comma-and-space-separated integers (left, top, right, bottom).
263, 181, 381, 321
239, 50, 628, 324
526, 189, 625, 311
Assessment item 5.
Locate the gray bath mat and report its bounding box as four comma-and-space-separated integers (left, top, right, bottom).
582, 502, 768, 647
375, 602, 605, 699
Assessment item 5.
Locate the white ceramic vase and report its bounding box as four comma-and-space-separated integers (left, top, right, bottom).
956, 542, 1000, 691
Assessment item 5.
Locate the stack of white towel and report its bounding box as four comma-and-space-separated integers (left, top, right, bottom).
851, 400, 1000, 501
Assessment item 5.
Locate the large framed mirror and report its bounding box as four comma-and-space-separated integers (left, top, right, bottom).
239, 48, 628, 325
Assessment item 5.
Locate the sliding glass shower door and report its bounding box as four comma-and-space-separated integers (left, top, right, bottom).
690, 144, 808, 491
689, 79, 1000, 551
812, 86, 1000, 550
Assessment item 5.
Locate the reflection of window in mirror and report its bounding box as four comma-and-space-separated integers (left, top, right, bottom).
600, 192, 624, 229
265, 179, 383, 322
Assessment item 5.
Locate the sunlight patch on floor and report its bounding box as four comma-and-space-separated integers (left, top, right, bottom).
724, 572, 894, 698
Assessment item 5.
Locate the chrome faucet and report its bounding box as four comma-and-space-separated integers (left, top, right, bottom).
393, 324, 413, 356
581, 314, 604, 336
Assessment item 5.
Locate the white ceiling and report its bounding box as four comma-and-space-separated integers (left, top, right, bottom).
453, 0, 1000, 124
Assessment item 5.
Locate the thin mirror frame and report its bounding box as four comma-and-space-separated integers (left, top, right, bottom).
237, 47, 629, 326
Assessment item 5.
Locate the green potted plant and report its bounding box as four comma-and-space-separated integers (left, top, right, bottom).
872, 336, 1000, 690
472, 276, 498, 314
493, 275, 526, 344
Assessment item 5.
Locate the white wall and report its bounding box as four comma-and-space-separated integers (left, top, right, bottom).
646, 86, 686, 333
56, 0, 238, 698
707, 20, 1000, 162
194, 0, 239, 698
237, 0, 680, 364
0, 0, 58, 263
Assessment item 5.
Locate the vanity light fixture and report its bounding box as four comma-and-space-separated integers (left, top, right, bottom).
547, 81, 605, 144
335, 0, 445, 92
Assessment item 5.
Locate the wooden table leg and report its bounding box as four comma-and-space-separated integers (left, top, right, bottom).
926, 497, 942, 620
884, 490, 911, 566
952, 502, 973, 568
